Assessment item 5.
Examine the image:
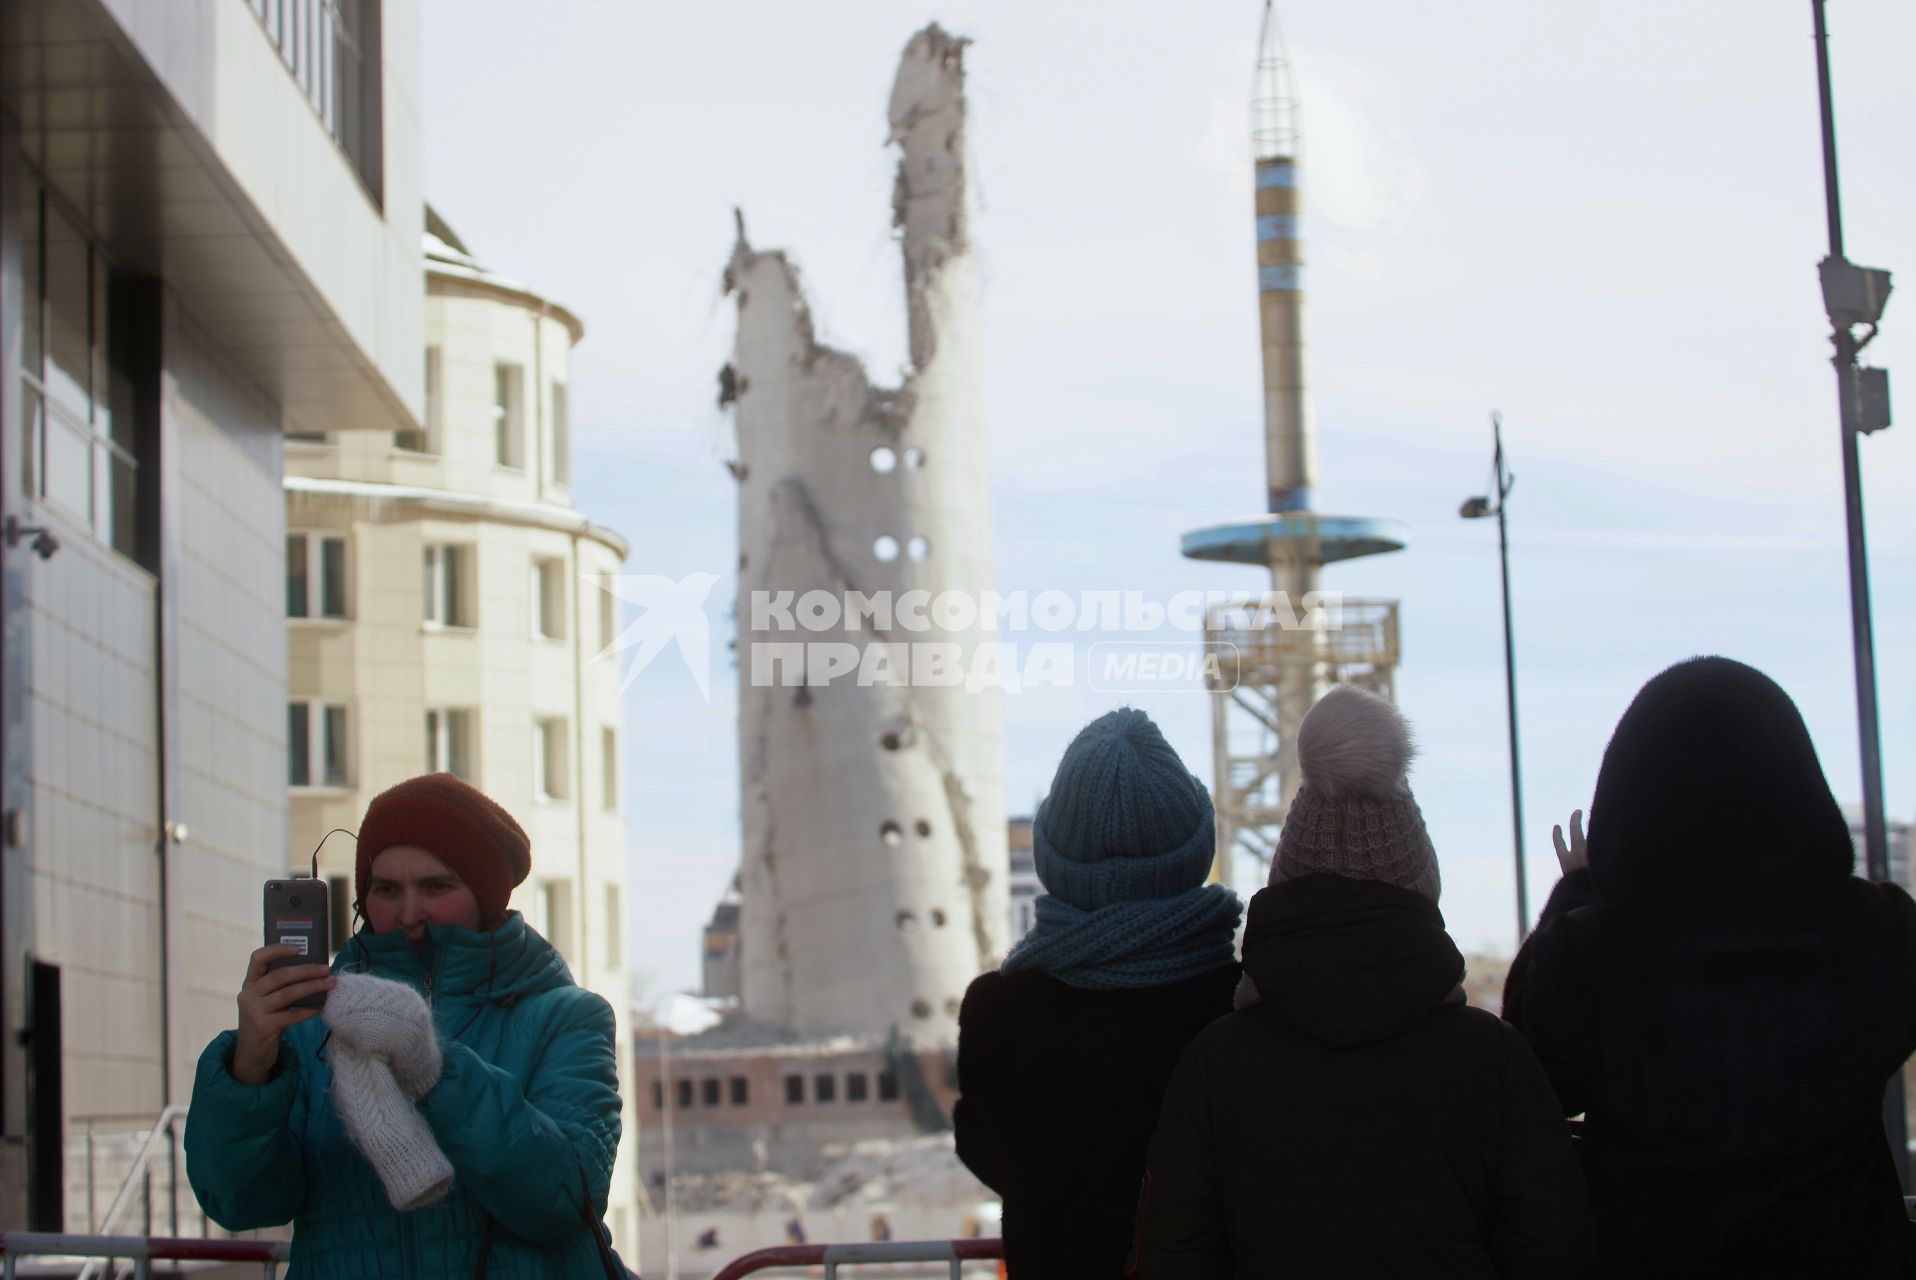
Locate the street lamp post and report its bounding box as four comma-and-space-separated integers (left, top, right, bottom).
1461, 412, 1527, 943
1808, 0, 1904, 1187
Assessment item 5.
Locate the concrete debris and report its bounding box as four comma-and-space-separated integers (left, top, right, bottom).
666, 1135, 989, 1214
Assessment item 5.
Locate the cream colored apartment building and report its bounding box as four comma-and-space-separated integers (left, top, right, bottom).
281, 217, 640, 1251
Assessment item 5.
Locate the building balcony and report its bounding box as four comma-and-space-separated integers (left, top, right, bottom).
1, 0, 424, 435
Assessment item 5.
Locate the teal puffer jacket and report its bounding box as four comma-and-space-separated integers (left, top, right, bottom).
184, 914, 626, 1279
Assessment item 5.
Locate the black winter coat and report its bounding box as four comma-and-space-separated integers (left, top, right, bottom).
953, 962, 1239, 1279
1504, 656, 1916, 1278
1507, 870, 1916, 1278
1138, 874, 1593, 1279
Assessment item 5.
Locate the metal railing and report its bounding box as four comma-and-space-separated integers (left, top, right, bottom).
0, 1233, 289, 1280
712, 1237, 1003, 1280
73, 1106, 190, 1279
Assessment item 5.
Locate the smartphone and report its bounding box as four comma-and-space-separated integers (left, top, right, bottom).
264, 878, 332, 1011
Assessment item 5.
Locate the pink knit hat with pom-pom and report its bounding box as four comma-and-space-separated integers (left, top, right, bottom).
1269, 684, 1440, 902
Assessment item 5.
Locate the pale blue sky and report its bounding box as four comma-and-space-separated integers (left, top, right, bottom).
421, 1, 1916, 995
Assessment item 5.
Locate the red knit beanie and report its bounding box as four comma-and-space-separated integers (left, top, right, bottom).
355, 773, 531, 930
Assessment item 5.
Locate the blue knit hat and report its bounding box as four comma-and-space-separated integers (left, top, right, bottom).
1032, 707, 1217, 910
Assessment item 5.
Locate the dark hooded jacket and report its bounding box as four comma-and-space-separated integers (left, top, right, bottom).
1137, 873, 1592, 1279
1504, 656, 1916, 1278
954, 962, 1240, 1279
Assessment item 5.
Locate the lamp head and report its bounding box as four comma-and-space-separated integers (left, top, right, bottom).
1459, 496, 1493, 519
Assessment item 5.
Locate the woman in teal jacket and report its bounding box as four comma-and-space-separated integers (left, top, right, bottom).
185, 773, 627, 1279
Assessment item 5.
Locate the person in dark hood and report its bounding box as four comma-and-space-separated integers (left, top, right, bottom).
954, 707, 1242, 1278
1503, 656, 1916, 1277
1137, 685, 1592, 1279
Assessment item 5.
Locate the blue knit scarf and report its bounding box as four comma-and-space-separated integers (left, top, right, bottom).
1000, 884, 1242, 990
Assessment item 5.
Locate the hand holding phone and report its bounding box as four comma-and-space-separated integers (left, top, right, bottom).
232, 944, 336, 1085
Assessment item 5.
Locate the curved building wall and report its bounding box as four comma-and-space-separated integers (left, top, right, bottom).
727, 27, 1008, 1046
283, 255, 640, 1250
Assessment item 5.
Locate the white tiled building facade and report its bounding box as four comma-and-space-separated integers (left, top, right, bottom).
1, 0, 424, 1230
282, 221, 640, 1252
1845, 807, 1913, 893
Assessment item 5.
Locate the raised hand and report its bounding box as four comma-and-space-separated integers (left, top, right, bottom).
1552, 808, 1589, 877
233, 945, 336, 1086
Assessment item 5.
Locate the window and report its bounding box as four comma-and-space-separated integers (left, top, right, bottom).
846, 1072, 869, 1103
323, 706, 349, 787
288, 701, 350, 788
493, 362, 525, 468
287, 536, 307, 618
675, 1078, 693, 1108
605, 883, 623, 969
551, 382, 570, 486
321, 538, 347, 617
814, 1073, 837, 1104
729, 1076, 748, 1106
423, 544, 474, 627
784, 1074, 804, 1105
602, 727, 618, 811
598, 577, 616, 650
245, 0, 383, 204
531, 557, 566, 639
288, 704, 309, 788
542, 878, 574, 957
424, 708, 472, 779
701, 1078, 720, 1108
19, 183, 146, 561
286, 533, 349, 619
877, 1071, 899, 1102
533, 717, 570, 801
396, 345, 439, 452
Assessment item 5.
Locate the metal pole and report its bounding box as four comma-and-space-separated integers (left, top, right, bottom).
1494, 415, 1529, 940
1812, 0, 1844, 260
1811, 0, 1905, 1187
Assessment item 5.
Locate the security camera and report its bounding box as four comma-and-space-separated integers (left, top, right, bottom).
4, 517, 60, 560
1820, 257, 1893, 329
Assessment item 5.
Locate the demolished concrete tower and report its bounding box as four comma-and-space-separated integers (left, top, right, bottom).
722, 26, 1007, 1044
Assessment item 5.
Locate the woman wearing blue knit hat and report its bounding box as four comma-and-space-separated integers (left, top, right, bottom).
953, 706, 1240, 1279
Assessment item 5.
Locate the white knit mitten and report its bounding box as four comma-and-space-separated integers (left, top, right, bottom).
325, 973, 443, 1100
330, 1048, 454, 1211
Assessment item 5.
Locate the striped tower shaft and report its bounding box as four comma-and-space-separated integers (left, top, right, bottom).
1256, 155, 1314, 518
1256, 153, 1320, 822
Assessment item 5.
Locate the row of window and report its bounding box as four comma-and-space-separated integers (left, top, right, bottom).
289, 702, 617, 809
391, 348, 570, 487
289, 534, 611, 645
651, 1070, 903, 1112
245, 0, 383, 204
